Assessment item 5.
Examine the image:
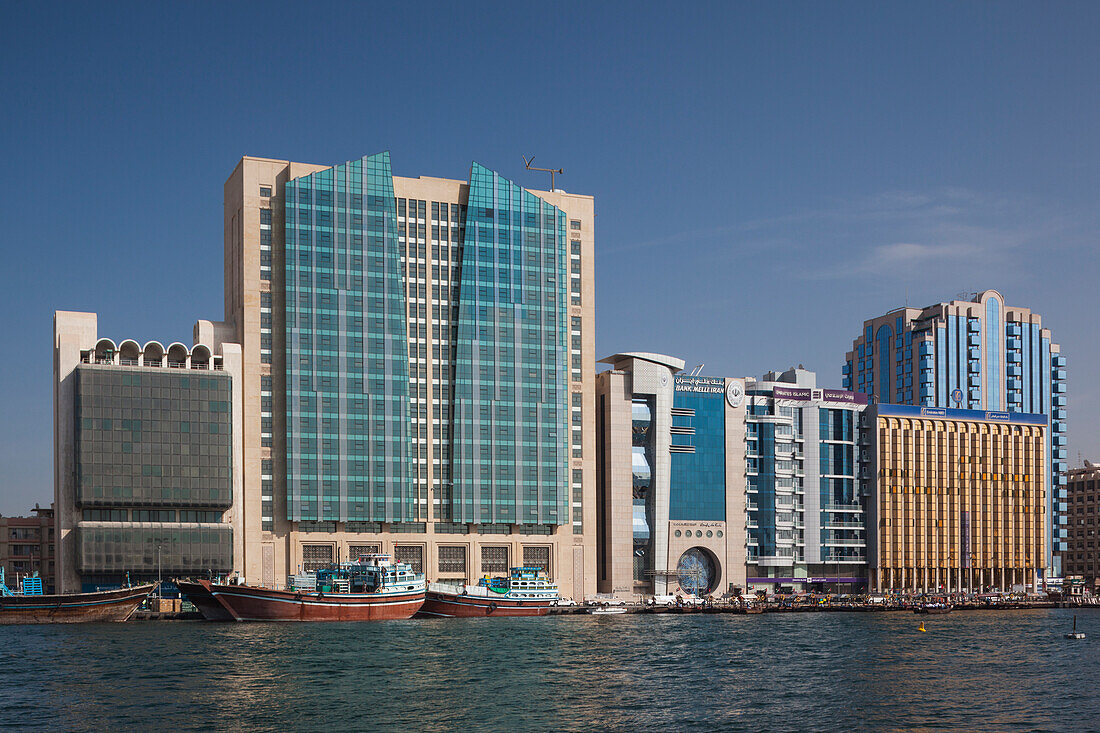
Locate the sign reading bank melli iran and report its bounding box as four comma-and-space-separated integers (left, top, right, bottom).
674, 376, 724, 394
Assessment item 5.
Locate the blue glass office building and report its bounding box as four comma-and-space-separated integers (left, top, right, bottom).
843, 290, 1067, 574
284, 153, 412, 523
450, 164, 570, 526
283, 153, 570, 527
744, 369, 868, 591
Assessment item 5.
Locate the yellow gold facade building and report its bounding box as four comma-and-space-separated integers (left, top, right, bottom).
868, 405, 1047, 593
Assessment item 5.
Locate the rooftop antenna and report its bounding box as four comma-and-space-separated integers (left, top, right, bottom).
523, 156, 563, 191
690, 363, 704, 376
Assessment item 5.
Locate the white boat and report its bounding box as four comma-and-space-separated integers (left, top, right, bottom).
589, 606, 627, 615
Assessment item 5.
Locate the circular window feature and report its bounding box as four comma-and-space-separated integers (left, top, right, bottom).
674, 529, 681, 537
706, 530, 713, 538
676, 547, 718, 596
695, 530, 702, 537
717, 530, 724, 538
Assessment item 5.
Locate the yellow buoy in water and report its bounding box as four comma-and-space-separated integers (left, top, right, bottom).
918, 622, 926, 632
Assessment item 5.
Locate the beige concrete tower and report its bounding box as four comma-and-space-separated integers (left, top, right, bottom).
222, 155, 597, 599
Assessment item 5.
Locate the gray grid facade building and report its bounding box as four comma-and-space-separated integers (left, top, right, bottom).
54, 313, 243, 592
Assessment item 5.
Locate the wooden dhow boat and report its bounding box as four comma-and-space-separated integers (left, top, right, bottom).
199, 554, 425, 622
417, 566, 558, 618
0, 569, 155, 624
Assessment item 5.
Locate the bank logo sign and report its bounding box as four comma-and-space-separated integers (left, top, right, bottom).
725, 380, 744, 408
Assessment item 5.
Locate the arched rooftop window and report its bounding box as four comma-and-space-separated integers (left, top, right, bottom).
118, 340, 140, 366
143, 341, 165, 367
190, 344, 211, 370
167, 343, 189, 369
94, 338, 116, 365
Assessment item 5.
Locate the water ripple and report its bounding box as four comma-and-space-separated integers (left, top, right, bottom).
0, 609, 1097, 731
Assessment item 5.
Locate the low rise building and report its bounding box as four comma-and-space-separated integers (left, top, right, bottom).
0, 504, 56, 592
1063, 462, 1100, 592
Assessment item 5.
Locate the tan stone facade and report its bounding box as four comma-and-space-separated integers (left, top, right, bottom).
868, 407, 1048, 593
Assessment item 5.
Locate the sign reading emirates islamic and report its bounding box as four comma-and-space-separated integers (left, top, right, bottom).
772, 386, 812, 401
674, 376, 724, 394
772, 386, 867, 405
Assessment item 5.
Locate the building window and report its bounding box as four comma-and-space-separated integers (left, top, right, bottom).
570, 220, 581, 230
301, 544, 333, 572
438, 545, 467, 576
522, 545, 551, 574
260, 186, 272, 198
133, 509, 176, 522
180, 510, 221, 523
481, 545, 509, 574
348, 543, 380, 560
83, 509, 127, 522
394, 544, 424, 574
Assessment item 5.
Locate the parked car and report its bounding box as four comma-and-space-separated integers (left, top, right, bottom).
552, 598, 578, 607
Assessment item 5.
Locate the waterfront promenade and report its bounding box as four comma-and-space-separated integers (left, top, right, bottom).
551, 595, 1096, 615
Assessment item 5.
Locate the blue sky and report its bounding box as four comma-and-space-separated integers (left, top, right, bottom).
1, 2, 1098, 514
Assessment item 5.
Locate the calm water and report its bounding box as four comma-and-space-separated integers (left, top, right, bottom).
1, 609, 1098, 732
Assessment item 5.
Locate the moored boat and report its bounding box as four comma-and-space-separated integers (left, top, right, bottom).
0, 569, 155, 624
914, 602, 953, 615
175, 578, 235, 621
417, 566, 558, 618
201, 554, 425, 622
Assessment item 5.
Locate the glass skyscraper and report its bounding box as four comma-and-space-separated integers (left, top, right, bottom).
843, 289, 1067, 575
220, 152, 596, 599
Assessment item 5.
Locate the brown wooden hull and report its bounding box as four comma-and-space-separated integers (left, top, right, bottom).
417, 589, 552, 618
0, 584, 155, 624
175, 579, 234, 621
201, 580, 424, 621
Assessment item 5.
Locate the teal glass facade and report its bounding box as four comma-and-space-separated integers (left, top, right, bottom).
451, 164, 569, 525
747, 419, 777, 557
819, 408, 861, 562
284, 152, 412, 522
669, 384, 726, 521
